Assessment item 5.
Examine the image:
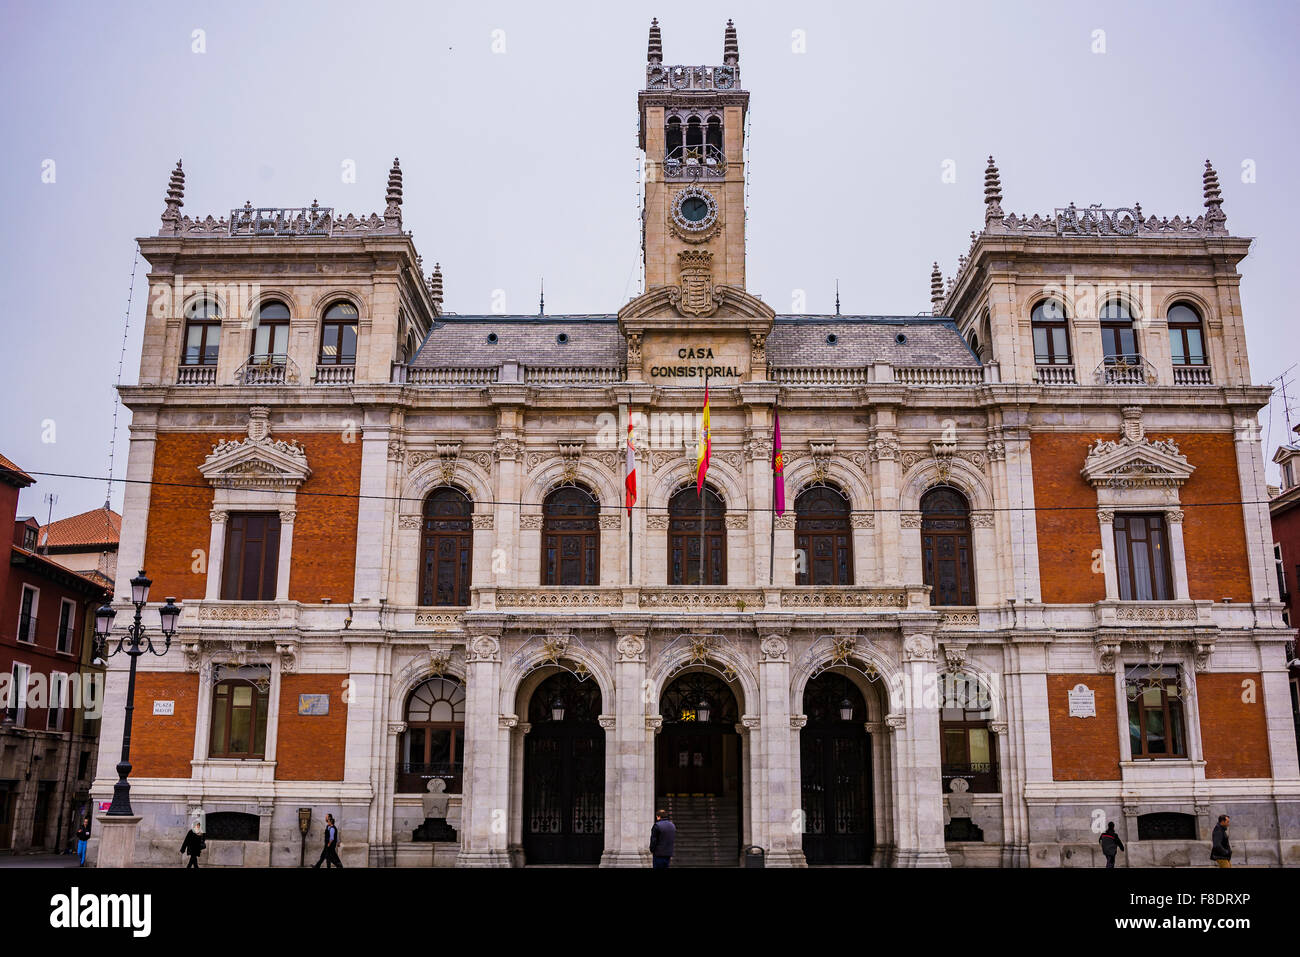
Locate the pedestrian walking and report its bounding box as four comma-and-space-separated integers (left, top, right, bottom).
75, 817, 91, 867
1210, 814, 1232, 868
649, 808, 675, 869
1098, 821, 1124, 868
180, 821, 206, 868
313, 813, 343, 868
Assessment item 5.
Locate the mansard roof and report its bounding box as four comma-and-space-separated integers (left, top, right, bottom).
411, 315, 980, 369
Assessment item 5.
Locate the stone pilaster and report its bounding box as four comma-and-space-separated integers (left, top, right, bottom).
457, 632, 510, 866
756, 633, 804, 866
603, 632, 652, 866
892, 632, 949, 867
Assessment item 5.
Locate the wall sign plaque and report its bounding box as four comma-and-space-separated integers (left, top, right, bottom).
1067, 683, 1096, 718
298, 693, 330, 715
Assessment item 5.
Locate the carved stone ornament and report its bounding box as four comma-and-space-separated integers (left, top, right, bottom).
647, 514, 670, 530
598, 715, 617, 730
809, 440, 835, 484
200, 407, 310, 490
473, 513, 494, 530
1095, 639, 1123, 673
790, 715, 808, 730
868, 436, 899, 462
667, 249, 723, 317
725, 513, 748, 530
1193, 639, 1215, 672
499, 714, 519, 730
759, 635, 788, 662
668, 186, 721, 244
774, 514, 796, 530
900, 511, 923, 528
969, 510, 994, 529
616, 634, 646, 662
647, 715, 664, 734
1082, 407, 1194, 489
558, 441, 584, 484
850, 513, 875, 528
520, 513, 544, 530
903, 633, 937, 662
885, 713, 906, 731
626, 331, 643, 368
467, 634, 501, 663
942, 641, 968, 672
387, 721, 407, 735
599, 514, 622, 530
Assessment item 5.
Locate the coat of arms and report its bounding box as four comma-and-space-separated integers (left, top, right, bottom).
669, 249, 722, 317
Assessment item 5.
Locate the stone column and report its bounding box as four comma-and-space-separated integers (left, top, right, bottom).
870, 423, 903, 583
352, 414, 393, 603
756, 633, 803, 865
1097, 509, 1118, 599
275, 509, 296, 602
205, 509, 227, 600
457, 633, 509, 866
893, 632, 949, 867
603, 633, 651, 866
493, 435, 522, 587
1165, 508, 1190, 600
115, 416, 158, 603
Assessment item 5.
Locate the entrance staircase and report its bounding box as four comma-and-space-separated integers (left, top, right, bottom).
657, 794, 740, 867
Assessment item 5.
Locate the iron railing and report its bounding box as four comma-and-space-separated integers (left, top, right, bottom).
1095, 354, 1159, 386
663, 144, 728, 179
234, 354, 300, 386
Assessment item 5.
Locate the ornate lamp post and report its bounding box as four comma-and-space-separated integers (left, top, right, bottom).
93, 570, 180, 817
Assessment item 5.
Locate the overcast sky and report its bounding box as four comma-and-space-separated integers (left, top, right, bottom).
3, 0, 1298, 520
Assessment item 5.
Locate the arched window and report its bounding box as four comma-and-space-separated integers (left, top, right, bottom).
940, 672, 998, 793
1031, 299, 1071, 365
1100, 298, 1139, 363
399, 677, 466, 793
250, 300, 290, 360
685, 115, 703, 150
920, 487, 975, 606
705, 115, 723, 152
420, 488, 473, 606
669, 486, 726, 585
542, 486, 599, 585
795, 486, 853, 585
319, 300, 358, 365
209, 678, 269, 759
666, 116, 683, 155
182, 298, 221, 366
1167, 302, 1206, 366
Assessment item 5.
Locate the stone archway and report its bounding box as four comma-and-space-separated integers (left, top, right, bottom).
655, 669, 743, 867
519, 670, 605, 865
799, 669, 873, 865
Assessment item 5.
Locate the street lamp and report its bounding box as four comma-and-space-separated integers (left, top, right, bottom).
93, 570, 179, 817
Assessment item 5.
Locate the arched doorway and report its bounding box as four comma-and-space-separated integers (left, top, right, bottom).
800, 671, 873, 865
522, 671, 605, 865
656, 671, 741, 866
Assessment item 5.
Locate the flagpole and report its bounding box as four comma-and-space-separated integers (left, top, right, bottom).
698, 372, 708, 586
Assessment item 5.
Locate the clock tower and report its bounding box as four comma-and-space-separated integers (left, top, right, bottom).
639, 18, 750, 296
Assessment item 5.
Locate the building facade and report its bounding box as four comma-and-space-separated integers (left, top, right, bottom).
93, 20, 1299, 867
1, 455, 109, 854
1269, 434, 1300, 753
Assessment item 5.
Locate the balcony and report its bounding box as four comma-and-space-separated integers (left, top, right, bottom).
234, 353, 300, 386
1094, 354, 1158, 386
1173, 364, 1213, 386
663, 144, 727, 180
1034, 363, 1077, 386
176, 364, 217, 386
313, 364, 355, 385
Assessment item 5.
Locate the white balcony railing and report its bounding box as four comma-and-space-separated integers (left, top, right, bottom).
770, 367, 870, 387
176, 365, 217, 385
405, 366, 500, 386
894, 366, 984, 387
314, 364, 355, 385
1173, 365, 1213, 386
523, 366, 625, 385
1034, 364, 1077, 385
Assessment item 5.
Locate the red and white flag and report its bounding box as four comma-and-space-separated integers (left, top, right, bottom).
625, 421, 637, 516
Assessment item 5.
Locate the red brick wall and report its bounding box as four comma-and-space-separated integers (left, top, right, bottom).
1197, 672, 1271, 778
142, 432, 362, 602
1047, 674, 1121, 780
1032, 432, 1252, 603
1273, 499, 1300, 623
275, 673, 349, 781
130, 671, 200, 778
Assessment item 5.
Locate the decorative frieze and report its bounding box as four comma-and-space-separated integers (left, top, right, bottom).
398, 514, 422, 529
413, 612, 465, 629
497, 589, 623, 608
969, 510, 994, 528
472, 513, 494, 530
725, 513, 748, 530
850, 513, 875, 529
599, 514, 622, 530
639, 589, 765, 609
774, 514, 796, 530
902, 633, 937, 663
519, 514, 544, 530
646, 514, 670, 530
780, 589, 907, 608
900, 512, 923, 528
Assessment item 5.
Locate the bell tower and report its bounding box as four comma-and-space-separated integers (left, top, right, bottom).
639, 18, 749, 293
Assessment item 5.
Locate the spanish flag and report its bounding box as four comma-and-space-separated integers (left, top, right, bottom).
625, 421, 637, 516
696, 375, 711, 494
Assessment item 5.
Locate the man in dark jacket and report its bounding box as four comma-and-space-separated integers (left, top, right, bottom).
75, 817, 91, 867
650, 809, 676, 868
1210, 814, 1231, 867
313, 813, 343, 868
180, 822, 206, 868
1098, 822, 1125, 868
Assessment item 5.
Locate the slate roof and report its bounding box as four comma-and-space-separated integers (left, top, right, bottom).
412, 315, 979, 370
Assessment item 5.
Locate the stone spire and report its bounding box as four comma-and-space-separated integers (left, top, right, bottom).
385, 157, 403, 228
983, 156, 1003, 227
723, 19, 739, 66
160, 160, 184, 235
930, 262, 945, 313
1203, 159, 1226, 233
647, 18, 662, 64
428, 262, 443, 310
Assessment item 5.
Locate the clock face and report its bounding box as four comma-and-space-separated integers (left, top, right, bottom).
681, 196, 710, 222
670, 187, 719, 238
